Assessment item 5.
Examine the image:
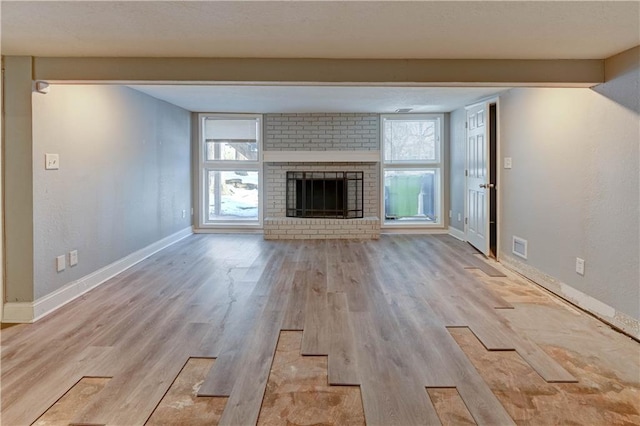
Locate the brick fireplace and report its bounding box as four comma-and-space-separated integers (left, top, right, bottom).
262, 113, 381, 240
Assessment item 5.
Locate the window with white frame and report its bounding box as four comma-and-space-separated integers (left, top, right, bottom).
199, 114, 262, 226
381, 114, 443, 226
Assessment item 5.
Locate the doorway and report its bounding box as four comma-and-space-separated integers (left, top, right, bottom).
489, 103, 498, 258
465, 100, 499, 258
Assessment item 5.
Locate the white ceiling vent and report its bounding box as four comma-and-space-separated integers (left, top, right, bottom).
512, 236, 528, 259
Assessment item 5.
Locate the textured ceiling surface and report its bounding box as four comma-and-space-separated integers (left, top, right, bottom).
126, 85, 510, 113
2, 1, 639, 59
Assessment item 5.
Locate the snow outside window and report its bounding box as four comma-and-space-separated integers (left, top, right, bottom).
199, 115, 262, 227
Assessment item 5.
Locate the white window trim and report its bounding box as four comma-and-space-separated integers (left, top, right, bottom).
197, 113, 263, 229
380, 113, 445, 228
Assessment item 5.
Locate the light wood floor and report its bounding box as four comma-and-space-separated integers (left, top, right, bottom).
1, 235, 639, 425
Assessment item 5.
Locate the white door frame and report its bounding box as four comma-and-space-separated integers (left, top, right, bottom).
464, 96, 501, 258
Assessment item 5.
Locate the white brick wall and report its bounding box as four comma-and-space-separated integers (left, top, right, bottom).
264, 218, 380, 240
264, 113, 379, 151
263, 113, 381, 239
264, 162, 379, 218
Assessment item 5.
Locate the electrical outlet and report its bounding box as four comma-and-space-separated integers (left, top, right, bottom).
504, 157, 512, 169
45, 153, 60, 170
69, 250, 78, 267
449, 210, 452, 218
576, 257, 585, 276
56, 255, 66, 272
182, 209, 186, 218
457, 213, 462, 222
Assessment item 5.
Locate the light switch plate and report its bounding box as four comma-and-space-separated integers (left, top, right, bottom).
504, 157, 512, 169
56, 255, 66, 272
576, 257, 585, 275
45, 153, 59, 170
69, 250, 78, 267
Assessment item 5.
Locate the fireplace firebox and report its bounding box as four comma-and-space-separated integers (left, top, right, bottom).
286, 171, 363, 218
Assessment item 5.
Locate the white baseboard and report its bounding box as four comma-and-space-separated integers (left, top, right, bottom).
500, 254, 639, 341
448, 226, 466, 241
2, 303, 34, 323
2, 227, 193, 324
380, 228, 449, 235
193, 228, 263, 234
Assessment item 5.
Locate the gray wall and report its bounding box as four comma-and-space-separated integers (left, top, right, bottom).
499, 74, 639, 318
448, 107, 466, 231
32, 85, 191, 299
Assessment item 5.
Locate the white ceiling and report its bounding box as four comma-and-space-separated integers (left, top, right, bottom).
2, 1, 639, 59
127, 85, 510, 113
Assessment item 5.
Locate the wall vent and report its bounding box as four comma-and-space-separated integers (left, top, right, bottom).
512, 236, 528, 259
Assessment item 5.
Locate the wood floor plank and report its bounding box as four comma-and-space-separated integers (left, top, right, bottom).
511, 333, 578, 383
216, 248, 298, 416
405, 308, 516, 425
218, 309, 284, 426
3, 234, 612, 426
301, 269, 329, 356
326, 240, 347, 294
191, 302, 238, 358
427, 388, 477, 426
415, 237, 513, 310
351, 312, 443, 426
338, 257, 371, 313
0, 270, 164, 379
463, 254, 507, 277
198, 242, 290, 396
327, 292, 360, 385
342, 246, 444, 424
393, 236, 515, 350
445, 294, 516, 351
73, 322, 208, 425
0, 345, 112, 425
396, 236, 575, 383
385, 293, 456, 388
197, 295, 268, 396
281, 270, 307, 330
365, 236, 516, 425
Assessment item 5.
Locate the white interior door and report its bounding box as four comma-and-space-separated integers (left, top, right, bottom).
465, 103, 490, 255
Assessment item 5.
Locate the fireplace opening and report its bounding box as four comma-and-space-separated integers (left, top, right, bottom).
286, 171, 363, 218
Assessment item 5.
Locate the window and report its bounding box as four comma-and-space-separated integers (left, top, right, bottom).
199, 115, 262, 226
381, 114, 443, 226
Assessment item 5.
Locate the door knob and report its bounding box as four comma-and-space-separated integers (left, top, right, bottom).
479, 183, 495, 189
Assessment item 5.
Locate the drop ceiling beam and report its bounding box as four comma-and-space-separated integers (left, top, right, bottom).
604, 46, 640, 81
33, 57, 604, 87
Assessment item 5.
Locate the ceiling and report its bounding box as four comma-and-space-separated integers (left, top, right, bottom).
127, 85, 510, 113
2, 1, 638, 60
8, 1, 636, 114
